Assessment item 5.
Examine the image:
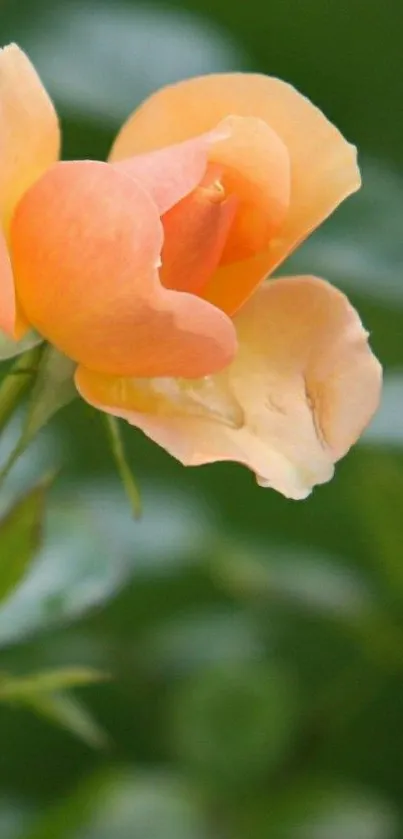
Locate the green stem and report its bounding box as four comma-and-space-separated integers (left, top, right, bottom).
0, 345, 43, 435
104, 414, 142, 518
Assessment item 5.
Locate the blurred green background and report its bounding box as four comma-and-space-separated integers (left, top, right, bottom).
1, 0, 403, 837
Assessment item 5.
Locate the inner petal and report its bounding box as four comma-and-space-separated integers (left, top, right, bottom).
207, 115, 291, 267
11, 160, 237, 379
160, 164, 238, 295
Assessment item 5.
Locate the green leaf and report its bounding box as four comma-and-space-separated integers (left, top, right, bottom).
0, 477, 50, 604
0, 667, 107, 699
16, 691, 108, 749
104, 415, 142, 517
0, 346, 76, 482
22, 346, 77, 441
0, 345, 44, 435
0, 482, 214, 646
0, 330, 43, 362
0, 668, 108, 748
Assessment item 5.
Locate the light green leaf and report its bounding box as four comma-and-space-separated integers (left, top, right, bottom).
0, 345, 44, 436
0, 346, 76, 482
0, 477, 49, 604
0, 482, 214, 646
0, 667, 107, 699
16, 691, 108, 749
0, 330, 43, 362
22, 346, 77, 441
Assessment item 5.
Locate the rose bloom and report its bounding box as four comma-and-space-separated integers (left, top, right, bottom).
0, 45, 381, 498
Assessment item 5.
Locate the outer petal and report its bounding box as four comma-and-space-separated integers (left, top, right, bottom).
111, 74, 360, 314
0, 44, 60, 228
0, 43, 60, 336
76, 276, 382, 500
0, 231, 15, 336
10, 161, 236, 378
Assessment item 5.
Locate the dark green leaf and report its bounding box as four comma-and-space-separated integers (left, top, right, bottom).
0, 345, 43, 436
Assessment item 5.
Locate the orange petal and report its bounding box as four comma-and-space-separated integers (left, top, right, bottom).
0, 44, 60, 233
115, 116, 290, 306
208, 116, 290, 265
111, 74, 360, 314
112, 128, 227, 214
10, 161, 237, 378
0, 230, 15, 335
0, 44, 59, 337
160, 181, 237, 295
75, 276, 381, 500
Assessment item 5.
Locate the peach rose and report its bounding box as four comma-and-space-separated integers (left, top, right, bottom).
1, 44, 381, 498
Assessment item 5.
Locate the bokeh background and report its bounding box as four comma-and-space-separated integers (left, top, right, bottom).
1, 0, 403, 837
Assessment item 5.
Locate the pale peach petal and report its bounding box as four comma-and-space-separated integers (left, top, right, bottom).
209, 116, 290, 263
75, 276, 381, 500
112, 129, 227, 214
111, 74, 360, 313
0, 44, 60, 233
0, 232, 30, 340
10, 161, 237, 378
0, 229, 16, 335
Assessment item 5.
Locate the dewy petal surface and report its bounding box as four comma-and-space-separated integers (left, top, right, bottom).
76, 276, 381, 500
0, 44, 60, 336
10, 161, 237, 378
111, 74, 360, 314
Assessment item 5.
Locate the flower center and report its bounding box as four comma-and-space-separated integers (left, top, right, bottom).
159, 164, 238, 296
